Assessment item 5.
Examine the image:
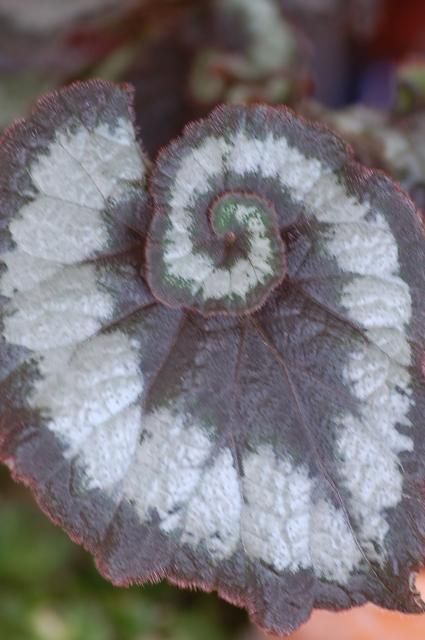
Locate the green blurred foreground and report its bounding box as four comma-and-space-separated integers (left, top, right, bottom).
0, 468, 248, 640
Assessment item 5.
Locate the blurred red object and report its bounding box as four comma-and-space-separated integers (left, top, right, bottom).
372, 0, 425, 59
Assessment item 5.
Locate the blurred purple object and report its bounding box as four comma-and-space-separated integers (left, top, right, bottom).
358, 60, 396, 108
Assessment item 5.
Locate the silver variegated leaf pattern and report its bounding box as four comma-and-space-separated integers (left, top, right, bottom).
1, 80, 425, 636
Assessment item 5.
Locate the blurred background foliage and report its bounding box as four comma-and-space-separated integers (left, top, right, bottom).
3, 1, 425, 639
0, 468, 249, 640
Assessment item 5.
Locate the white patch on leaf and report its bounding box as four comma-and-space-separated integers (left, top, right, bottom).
337, 347, 413, 561
325, 211, 413, 561
181, 448, 241, 559
163, 137, 228, 294
228, 130, 324, 196
124, 408, 241, 561
241, 445, 362, 582
29, 330, 143, 492
9, 196, 108, 264
124, 409, 212, 530
0, 251, 61, 297
305, 172, 370, 224
167, 131, 324, 220
3, 264, 113, 350
241, 445, 312, 573
4, 117, 144, 268
31, 119, 145, 206
310, 499, 363, 583
78, 404, 143, 492
169, 136, 229, 212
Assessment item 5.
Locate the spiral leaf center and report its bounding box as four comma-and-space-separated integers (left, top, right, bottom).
147, 191, 286, 316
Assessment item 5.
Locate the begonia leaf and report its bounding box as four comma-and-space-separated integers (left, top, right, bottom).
1, 80, 425, 636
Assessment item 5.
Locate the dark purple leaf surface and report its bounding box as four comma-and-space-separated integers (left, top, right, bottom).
1, 80, 425, 636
